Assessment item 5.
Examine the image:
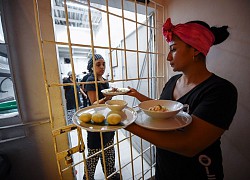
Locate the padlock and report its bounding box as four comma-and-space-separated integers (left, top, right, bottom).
65, 155, 73, 165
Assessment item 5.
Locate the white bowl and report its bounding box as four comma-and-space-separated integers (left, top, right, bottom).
105, 100, 128, 111
139, 100, 183, 119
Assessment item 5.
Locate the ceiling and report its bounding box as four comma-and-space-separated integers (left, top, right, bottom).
58, 46, 91, 59
52, 0, 103, 59
52, 0, 153, 59
53, 0, 102, 29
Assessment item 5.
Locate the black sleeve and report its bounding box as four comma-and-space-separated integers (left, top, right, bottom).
193, 80, 238, 130
85, 76, 96, 92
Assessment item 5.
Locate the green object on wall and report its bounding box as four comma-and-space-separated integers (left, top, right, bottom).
0, 100, 17, 111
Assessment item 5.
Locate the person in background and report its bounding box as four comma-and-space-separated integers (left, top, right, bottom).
83, 54, 120, 180
63, 71, 85, 124
80, 71, 91, 107
125, 18, 238, 180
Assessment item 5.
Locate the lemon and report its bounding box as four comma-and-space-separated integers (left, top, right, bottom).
107, 113, 122, 125
78, 113, 92, 123
91, 113, 105, 123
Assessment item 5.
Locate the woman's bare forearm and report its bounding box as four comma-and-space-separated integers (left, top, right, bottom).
126, 87, 152, 102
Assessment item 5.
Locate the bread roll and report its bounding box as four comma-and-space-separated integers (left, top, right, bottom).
91, 113, 105, 123
107, 113, 122, 125
78, 113, 92, 123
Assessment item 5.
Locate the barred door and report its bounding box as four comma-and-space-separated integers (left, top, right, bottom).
34, 0, 166, 179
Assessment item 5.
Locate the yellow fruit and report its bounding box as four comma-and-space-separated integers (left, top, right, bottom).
91, 113, 105, 123
78, 113, 92, 123
107, 113, 122, 125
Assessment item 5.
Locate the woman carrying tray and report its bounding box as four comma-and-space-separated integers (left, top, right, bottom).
125, 18, 238, 180
83, 54, 120, 180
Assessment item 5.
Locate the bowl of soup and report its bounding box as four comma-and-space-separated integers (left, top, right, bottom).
139, 100, 183, 119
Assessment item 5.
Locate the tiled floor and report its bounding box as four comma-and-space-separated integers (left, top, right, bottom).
70, 129, 155, 180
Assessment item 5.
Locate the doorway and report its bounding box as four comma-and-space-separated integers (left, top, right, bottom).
36, 0, 166, 179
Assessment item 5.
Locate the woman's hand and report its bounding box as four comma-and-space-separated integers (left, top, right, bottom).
125, 86, 152, 102
125, 86, 138, 97
104, 95, 113, 101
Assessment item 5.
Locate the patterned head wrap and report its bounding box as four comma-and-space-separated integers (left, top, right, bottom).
87, 54, 104, 72
162, 18, 215, 56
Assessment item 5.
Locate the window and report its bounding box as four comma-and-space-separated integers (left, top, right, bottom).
0, 5, 23, 143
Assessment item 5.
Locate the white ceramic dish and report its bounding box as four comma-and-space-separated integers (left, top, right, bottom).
72, 104, 137, 132
135, 111, 192, 131
105, 100, 128, 111
139, 100, 183, 119
101, 88, 130, 96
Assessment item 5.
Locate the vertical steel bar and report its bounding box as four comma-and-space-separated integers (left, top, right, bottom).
129, 132, 135, 179
105, 0, 114, 82
121, 0, 128, 80
86, 1, 108, 179
115, 131, 123, 179
134, 0, 140, 79
87, 0, 101, 103
63, 0, 80, 111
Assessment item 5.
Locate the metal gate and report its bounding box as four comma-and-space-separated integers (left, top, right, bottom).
33, 0, 166, 179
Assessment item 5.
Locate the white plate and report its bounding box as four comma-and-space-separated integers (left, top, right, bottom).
135, 111, 192, 131
73, 104, 137, 132
101, 88, 130, 95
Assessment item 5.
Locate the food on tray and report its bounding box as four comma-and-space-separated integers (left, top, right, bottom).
107, 87, 128, 93
148, 105, 169, 112
78, 113, 92, 123
107, 113, 122, 125
108, 87, 118, 92
102, 87, 130, 94
91, 113, 105, 123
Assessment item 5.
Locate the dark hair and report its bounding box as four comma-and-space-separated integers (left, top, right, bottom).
87, 54, 104, 73
67, 71, 72, 77
186, 20, 230, 45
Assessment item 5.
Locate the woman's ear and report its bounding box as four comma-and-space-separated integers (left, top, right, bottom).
194, 49, 200, 57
